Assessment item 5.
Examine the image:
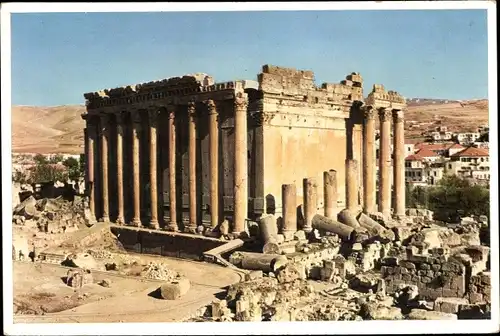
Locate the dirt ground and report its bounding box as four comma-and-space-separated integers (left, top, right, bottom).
13, 253, 243, 323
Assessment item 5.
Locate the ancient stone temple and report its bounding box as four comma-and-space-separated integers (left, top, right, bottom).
81, 65, 406, 236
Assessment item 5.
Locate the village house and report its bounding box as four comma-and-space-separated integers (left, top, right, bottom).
446, 146, 490, 184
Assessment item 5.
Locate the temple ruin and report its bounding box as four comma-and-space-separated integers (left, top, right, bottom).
81, 65, 407, 235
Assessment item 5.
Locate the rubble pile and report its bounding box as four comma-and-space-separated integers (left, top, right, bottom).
141, 262, 181, 281
12, 195, 89, 234
197, 206, 491, 321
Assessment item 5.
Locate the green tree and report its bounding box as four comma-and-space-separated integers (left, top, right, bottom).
63, 157, 81, 181
49, 154, 64, 164
79, 154, 86, 179
426, 175, 489, 222
33, 154, 48, 165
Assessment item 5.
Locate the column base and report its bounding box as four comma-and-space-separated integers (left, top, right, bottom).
131, 218, 142, 227
165, 222, 179, 232
149, 220, 160, 230
99, 216, 110, 223
282, 230, 295, 242
184, 225, 197, 234
116, 217, 125, 225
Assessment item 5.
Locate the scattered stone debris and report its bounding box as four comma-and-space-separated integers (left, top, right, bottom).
141, 262, 180, 282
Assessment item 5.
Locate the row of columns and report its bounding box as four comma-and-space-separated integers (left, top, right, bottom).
281, 170, 339, 234
85, 93, 250, 234
361, 107, 405, 219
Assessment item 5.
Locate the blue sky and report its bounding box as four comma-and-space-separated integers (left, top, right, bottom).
11, 9, 488, 106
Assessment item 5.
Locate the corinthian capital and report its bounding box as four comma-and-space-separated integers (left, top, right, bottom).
378, 108, 392, 122
206, 99, 217, 115
234, 92, 248, 111
148, 108, 159, 123
392, 109, 404, 123
363, 106, 376, 121
131, 110, 142, 124
187, 101, 197, 118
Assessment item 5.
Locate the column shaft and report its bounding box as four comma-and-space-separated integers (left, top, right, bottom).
131, 111, 142, 227
115, 113, 125, 224
323, 170, 337, 219
282, 183, 297, 235
393, 110, 406, 218
208, 100, 219, 229
86, 119, 96, 221
345, 159, 359, 213
363, 107, 376, 214
149, 109, 160, 229
100, 114, 110, 222
187, 102, 197, 232
167, 107, 178, 231
233, 93, 249, 234
378, 108, 392, 218
303, 177, 317, 233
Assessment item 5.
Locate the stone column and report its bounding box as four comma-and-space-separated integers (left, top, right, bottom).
378, 108, 392, 218
166, 106, 178, 231
115, 113, 125, 224
233, 93, 249, 234
345, 159, 359, 213
207, 100, 219, 229
363, 106, 376, 214
131, 110, 142, 227
323, 170, 337, 219
86, 118, 97, 222
392, 109, 406, 219
148, 108, 160, 229
99, 114, 110, 222
281, 183, 297, 237
303, 177, 317, 233
187, 101, 197, 232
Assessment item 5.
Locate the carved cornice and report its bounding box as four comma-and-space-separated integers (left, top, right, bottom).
250, 112, 275, 126
378, 108, 392, 122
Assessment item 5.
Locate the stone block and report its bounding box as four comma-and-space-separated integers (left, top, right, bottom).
458, 303, 491, 320
434, 297, 468, 314
400, 260, 416, 270
408, 309, 457, 320
420, 263, 430, 270
431, 264, 441, 272
402, 274, 412, 282
468, 292, 484, 304
160, 278, 191, 300
421, 276, 432, 284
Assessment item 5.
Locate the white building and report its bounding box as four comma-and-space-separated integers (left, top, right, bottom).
405, 154, 445, 187
446, 146, 490, 183
455, 132, 481, 146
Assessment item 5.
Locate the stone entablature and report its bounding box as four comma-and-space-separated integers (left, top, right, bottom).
258, 65, 364, 114
365, 84, 406, 110
84, 76, 253, 111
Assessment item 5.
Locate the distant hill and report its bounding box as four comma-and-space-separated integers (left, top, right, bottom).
404, 99, 489, 139
11, 105, 86, 154
10, 98, 489, 154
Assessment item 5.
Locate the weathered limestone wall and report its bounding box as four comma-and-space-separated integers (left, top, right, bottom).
110, 226, 225, 260
381, 257, 467, 300
258, 65, 364, 218
262, 124, 347, 216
